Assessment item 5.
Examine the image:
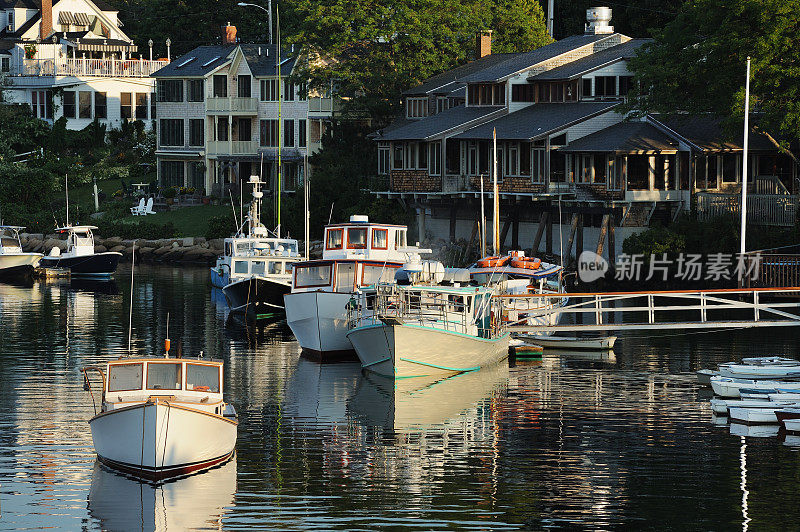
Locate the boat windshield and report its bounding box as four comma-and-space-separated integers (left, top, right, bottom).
295, 263, 332, 288
361, 264, 397, 286
0, 237, 20, 249
186, 364, 220, 393
108, 363, 143, 392
147, 363, 182, 390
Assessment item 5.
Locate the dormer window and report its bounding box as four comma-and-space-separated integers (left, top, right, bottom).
406, 97, 428, 119
467, 84, 505, 106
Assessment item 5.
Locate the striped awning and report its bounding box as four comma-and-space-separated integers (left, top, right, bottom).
58, 11, 75, 25
73, 12, 92, 26
75, 42, 138, 53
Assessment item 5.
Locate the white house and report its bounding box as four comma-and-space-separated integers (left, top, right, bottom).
0, 0, 167, 129
152, 25, 337, 196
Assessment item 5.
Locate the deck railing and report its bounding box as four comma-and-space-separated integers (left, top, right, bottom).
696, 192, 799, 226
17, 58, 169, 78
206, 140, 260, 155
206, 97, 258, 113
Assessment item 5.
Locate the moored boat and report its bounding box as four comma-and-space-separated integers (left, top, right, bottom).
39, 226, 121, 277
83, 355, 237, 481
521, 334, 616, 351
0, 225, 42, 278
697, 356, 800, 385
729, 404, 800, 425
710, 376, 800, 398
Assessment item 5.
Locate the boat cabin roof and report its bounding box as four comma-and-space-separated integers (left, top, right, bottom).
0, 225, 25, 231
55, 225, 97, 234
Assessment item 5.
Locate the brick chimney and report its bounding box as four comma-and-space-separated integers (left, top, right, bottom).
476, 30, 492, 59
221, 22, 237, 44
40, 0, 53, 40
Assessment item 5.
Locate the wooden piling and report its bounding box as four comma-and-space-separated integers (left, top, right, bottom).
596, 214, 610, 256
532, 211, 549, 255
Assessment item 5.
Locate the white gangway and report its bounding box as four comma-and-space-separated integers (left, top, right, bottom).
499, 287, 800, 334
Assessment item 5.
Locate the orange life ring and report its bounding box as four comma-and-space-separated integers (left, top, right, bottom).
476, 255, 511, 268
510, 257, 541, 270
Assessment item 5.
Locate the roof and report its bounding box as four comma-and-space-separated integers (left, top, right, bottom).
152, 44, 298, 78
55, 225, 97, 232
402, 53, 514, 96
649, 114, 777, 152
239, 44, 298, 77
375, 105, 505, 141
461, 34, 617, 83
559, 121, 678, 153
454, 102, 619, 141
529, 39, 649, 81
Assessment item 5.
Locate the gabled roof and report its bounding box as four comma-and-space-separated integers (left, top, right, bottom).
375, 105, 505, 141
560, 121, 677, 153
461, 34, 618, 83
239, 44, 298, 77
649, 114, 776, 152
402, 53, 514, 96
454, 102, 619, 141
152, 44, 299, 78
529, 38, 649, 81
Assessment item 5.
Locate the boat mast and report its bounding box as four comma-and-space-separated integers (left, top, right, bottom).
480, 175, 486, 257
304, 154, 310, 258
740, 56, 751, 256
65, 173, 70, 227
492, 128, 499, 255
276, 7, 283, 237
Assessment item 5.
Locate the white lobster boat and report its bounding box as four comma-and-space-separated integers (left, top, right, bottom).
346, 283, 510, 379
284, 215, 425, 361
83, 355, 237, 481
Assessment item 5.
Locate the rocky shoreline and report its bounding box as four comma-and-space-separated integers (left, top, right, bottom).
20, 234, 323, 264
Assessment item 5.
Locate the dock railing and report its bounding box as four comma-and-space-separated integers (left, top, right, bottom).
497, 287, 800, 334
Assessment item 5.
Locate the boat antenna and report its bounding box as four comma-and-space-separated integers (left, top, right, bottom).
229, 189, 240, 235
240, 172, 244, 237
276, 5, 283, 238
328, 202, 334, 225
65, 174, 70, 227
127, 243, 135, 354
558, 192, 563, 265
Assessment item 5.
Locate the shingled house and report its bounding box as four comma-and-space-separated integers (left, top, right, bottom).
372, 8, 798, 257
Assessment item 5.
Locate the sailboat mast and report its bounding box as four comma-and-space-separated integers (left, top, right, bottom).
304, 155, 310, 258
492, 128, 499, 255
480, 175, 486, 257
740, 56, 751, 256
276, 7, 283, 237
65, 174, 70, 226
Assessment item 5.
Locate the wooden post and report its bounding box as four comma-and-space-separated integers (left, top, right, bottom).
607, 213, 616, 268
532, 211, 548, 255
449, 205, 457, 242
576, 213, 584, 260
465, 217, 479, 259
545, 210, 553, 256
511, 210, 520, 250
596, 214, 610, 256
566, 213, 579, 264
499, 220, 511, 252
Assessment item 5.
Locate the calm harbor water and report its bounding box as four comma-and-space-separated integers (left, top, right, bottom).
1, 263, 799, 530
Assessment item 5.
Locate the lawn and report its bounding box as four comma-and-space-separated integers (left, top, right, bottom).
123, 205, 234, 237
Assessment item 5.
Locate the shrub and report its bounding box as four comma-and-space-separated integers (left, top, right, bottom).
96, 219, 176, 240
205, 213, 237, 240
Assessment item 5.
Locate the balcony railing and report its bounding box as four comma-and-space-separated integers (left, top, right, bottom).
308, 97, 342, 114
206, 140, 260, 155
206, 97, 258, 113
15, 58, 169, 78
696, 192, 799, 227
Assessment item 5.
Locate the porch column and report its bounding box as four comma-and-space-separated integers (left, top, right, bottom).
545, 137, 551, 191
228, 117, 233, 155
416, 206, 427, 242
663, 156, 671, 189
648, 155, 656, 191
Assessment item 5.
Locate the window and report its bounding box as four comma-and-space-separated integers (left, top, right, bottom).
217, 116, 228, 141
189, 119, 204, 146
395, 229, 407, 249
260, 79, 278, 101
430, 141, 442, 175
63, 91, 76, 118
147, 363, 182, 390
295, 263, 332, 288
234, 260, 248, 274
151, 93, 157, 119
259, 119, 279, 147
160, 119, 184, 146
372, 228, 388, 249
619, 76, 634, 96
393, 144, 404, 169
284, 79, 294, 101
298, 119, 306, 148
1, 57, 9, 72
187, 79, 204, 101
362, 265, 398, 285
595, 76, 616, 97
186, 364, 220, 393
378, 144, 389, 175
238, 75, 251, 98
120, 92, 132, 119
238, 118, 251, 141
468, 83, 505, 106
252, 261, 265, 275
347, 228, 367, 249
298, 82, 307, 101
157, 80, 183, 102
406, 97, 428, 118
436, 96, 449, 113
511, 83, 535, 102
418, 142, 427, 169
722, 153, 739, 183
326, 228, 343, 250
135, 93, 148, 120
188, 161, 205, 189
79, 91, 92, 118
284, 119, 294, 147
582, 78, 592, 98
213, 75, 227, 97
94, 92, 107, 119
160, 161, 184, 187
532, 148, 546, 183
108, 363, 143, 392
520, 142, 530, 176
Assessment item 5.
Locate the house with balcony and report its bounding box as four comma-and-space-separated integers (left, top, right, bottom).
0, 0, 167, 128
151, 26, 337, 196
372, 8, 798, 254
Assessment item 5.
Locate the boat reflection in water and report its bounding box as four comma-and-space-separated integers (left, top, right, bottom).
349, 360, 509, 431
88, 457, 236, 531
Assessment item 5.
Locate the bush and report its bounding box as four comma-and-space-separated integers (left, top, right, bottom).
162, 187, 177, 199
96, 219, 176, 240
206, 213, 237, 240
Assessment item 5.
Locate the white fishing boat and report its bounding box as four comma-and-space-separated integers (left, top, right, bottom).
284, 216, 423, 360
39, 226, 121, 277
0, 225, 42, 277
346, 283, 510, 379
520, 334, 617, 351
82, 354, 237, 481
710, 376, 800, 398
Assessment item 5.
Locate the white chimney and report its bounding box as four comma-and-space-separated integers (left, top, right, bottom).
585, 7, 613, 34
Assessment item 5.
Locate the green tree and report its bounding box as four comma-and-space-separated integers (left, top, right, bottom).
624, 0, 800, 152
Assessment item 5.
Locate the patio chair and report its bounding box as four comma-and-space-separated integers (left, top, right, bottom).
143, 197, 155, 215
130, 198, 146, 215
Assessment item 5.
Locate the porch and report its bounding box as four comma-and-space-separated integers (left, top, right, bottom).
14, 58, 168, 78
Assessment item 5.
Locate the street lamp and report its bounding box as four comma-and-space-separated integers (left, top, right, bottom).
166, 38, 171, 62
237, 1, 272, 44
148, 39, 153, 61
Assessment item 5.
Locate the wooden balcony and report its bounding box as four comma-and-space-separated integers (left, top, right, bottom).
206, 140, 259, 155
696, 192, 799, 227
206, 97, 258, 114
16, 58, 168, 78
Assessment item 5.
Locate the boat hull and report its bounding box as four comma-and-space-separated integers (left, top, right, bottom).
210, 267, 230, 289
523, 335, 616, 351
89, 401, 237, 481
710, 377, 800, 398
284, 291, 357, 360
40, 252, 122, 277
222, 276, 290, 319
347, 323, 510, 379
0, 253, 42, 278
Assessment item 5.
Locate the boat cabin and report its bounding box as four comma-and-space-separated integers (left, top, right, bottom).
92, 358, 225, 411
292, 259, 401, 293
322, 215, 409, 262
53, 225, 97, 257
0, 226, 25, 255
221, 236, 300, 279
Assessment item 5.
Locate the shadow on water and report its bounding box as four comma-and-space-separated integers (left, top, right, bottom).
1, 264, 800, 529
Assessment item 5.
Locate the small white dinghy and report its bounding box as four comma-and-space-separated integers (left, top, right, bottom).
710, 376, 800, 398
697, 356, 800, 385
83, 350, 237, 481
782, 418, 800, 433
729, 403, 800, 425
523, 334, 616, 351
710, 398, 800, 416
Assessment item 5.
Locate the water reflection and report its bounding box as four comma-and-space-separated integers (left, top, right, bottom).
88, 458, 236, 531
